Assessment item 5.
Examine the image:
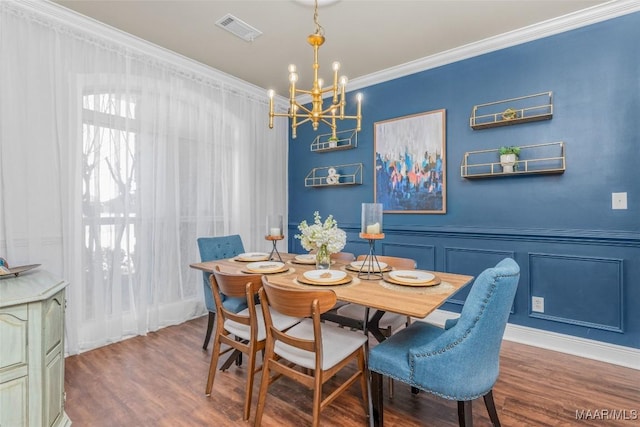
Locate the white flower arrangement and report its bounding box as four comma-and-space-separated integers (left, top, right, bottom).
295, 211, 346, 254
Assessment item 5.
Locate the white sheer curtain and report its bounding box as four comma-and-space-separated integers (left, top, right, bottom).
0, 1, 288, 354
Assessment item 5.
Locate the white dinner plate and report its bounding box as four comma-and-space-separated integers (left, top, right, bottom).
303, 269, 347, 283
235, 252, 270, 262
294, 254, 317, 264
349, 260, 388, 272
246, 261, 285, 273
388, 270, 435, 284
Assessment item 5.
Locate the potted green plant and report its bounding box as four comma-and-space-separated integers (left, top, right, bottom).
327, 136, 339, 148
499, 146, 520, 173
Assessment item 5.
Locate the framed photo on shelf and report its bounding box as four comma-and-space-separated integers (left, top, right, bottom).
374, 109, 446, 214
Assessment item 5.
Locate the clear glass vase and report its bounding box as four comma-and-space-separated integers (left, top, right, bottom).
315, 244, 331, 270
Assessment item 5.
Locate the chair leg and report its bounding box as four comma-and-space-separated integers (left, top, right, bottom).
371, 371, 384, 427
357, 348, 369, 417
457, 400, 473, 427
205, 332, 223, 395
242, 348, 258, 421
202, 311, 215, 350
311, 371, 323, 427
254, 348, 274, 427
483, 390, 501, 427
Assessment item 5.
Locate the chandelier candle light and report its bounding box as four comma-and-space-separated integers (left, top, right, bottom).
359, 203, 385, 279
267, 0, 362, 139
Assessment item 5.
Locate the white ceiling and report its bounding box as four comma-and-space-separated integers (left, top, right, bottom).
52, 0, 612, 97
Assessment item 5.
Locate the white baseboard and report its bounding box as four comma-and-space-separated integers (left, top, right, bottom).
417, 310, 640, 370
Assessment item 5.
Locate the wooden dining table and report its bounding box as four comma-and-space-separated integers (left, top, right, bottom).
189, 252, 473, 340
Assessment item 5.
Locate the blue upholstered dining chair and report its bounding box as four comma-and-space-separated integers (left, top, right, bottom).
197, 235, 248, 350
368, 257, 520, 427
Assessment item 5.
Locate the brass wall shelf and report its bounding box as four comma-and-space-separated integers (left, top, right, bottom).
310, 129, 358, 152
305, 163, 363, 187
461, 142, 565, 179
470, 92, 553, 130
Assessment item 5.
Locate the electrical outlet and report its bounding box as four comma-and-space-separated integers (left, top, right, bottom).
612, 192, 627, 210
532, 296, 544, 313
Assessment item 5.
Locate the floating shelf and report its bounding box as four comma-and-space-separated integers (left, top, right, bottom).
310, 129, 358, 152
461, 142, 565, 179
470, 92, 553, 130
305, 163, 363, 187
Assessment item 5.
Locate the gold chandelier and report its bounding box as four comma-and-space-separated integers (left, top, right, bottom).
268, 0, 361, 139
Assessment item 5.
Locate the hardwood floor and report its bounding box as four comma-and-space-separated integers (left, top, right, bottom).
64, 316, 639, 426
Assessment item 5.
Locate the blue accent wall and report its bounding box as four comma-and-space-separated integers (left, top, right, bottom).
288, 13, 640, 348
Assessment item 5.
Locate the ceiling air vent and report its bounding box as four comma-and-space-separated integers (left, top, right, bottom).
215, 14, 262, 42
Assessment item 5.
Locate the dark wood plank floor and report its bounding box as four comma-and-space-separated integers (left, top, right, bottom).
64, 316, 639, 426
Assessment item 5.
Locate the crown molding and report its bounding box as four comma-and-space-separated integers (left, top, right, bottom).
12, 0, 639, 107
13, 0, 276, 104
350, 0, 640, 91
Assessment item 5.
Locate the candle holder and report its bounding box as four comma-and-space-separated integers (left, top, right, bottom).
358, 232, 385, 280
359, 203, 385, 279
266, 215, 284, 262
265, 235, 284, 262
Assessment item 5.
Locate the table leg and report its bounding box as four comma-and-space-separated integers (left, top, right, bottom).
367, 309, 388, 343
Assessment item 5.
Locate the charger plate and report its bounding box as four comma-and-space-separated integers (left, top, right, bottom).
291, 254, 336, 265
384, 270, 441, 287
234, 252, 270, 262
242, 261, 289, 274
345, 261, 392, 273
0, 264, 41, 279
298, 270, 351, 286
291, 254, 316, 264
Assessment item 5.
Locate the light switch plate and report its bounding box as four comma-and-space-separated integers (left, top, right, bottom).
612, 192, 627, 210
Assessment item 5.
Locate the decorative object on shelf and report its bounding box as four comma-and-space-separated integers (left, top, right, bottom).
295, 211, 346, 270
311, 128, 358, 152
265, 215, 284, 262
267, 0, 362, 139
501, 108, 518, 120
326, 167, 340, 185
461, 141, 565, 179
305, 163, 362, 187
358, 203, 385, 279
374, 109, 447, 214
499, 146, 521, 173
470, 91, 553, 130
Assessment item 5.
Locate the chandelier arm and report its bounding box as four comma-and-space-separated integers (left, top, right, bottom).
294, 88, 313, 95
271, 111, 295, 118
294, 104, 312, 115
319, 87, 338, 96
294, 116, 313, 127
319, 105, 341, 116
318, 117, 338, 128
